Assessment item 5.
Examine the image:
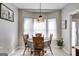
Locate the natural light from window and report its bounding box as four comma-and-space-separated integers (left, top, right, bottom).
48, 18, 57, 39
33, 19, 46, 37
24, 18, 57, 39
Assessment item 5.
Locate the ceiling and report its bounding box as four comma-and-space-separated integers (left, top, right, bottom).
13, 3, 68, 12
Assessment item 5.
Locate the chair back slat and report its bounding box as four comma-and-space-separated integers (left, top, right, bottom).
23, 34, 29, 45
33, 37, 44, 50
35, 33, 42, 37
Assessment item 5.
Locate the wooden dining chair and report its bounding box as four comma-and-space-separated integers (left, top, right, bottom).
31, 37, 45, 56
23, 34, 30, 55
48, 34, 53, 55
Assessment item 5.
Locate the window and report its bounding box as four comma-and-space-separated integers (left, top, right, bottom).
24, 18, 33, 38
33, 19, 46, 37
72, 22, 76, 46
48, 18, 57, 39
24, 18, 57, 39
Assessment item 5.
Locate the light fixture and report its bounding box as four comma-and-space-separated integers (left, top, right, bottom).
37, 3, 44, 22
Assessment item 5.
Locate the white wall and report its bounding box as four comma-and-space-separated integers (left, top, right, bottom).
62, 3, 79, 55
0, 3, 18, 54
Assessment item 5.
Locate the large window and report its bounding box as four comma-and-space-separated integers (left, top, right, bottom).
33, 19, 46, 37
24, 18, 33, 38
48, 18, 57, 39
24, 18, 57, 39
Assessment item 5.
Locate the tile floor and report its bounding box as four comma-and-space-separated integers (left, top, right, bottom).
72, 48, 76, 56
9, 47, 69, 56
9, 40, 70, 56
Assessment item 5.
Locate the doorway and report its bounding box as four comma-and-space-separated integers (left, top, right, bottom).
71, 14, 79, 56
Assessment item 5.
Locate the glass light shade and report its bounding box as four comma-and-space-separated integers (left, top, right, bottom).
37, 15, 44, 22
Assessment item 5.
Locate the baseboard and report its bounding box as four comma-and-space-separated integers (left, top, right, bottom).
52, 46, 58, 48
8, 47, 18, 56
63, 48, 71, 55
18, 46, 24, 49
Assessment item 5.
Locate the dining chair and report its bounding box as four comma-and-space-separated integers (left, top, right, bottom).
35, 33, 42, 37
48, 34, 53, 55
31, 37, 45, 56
23, 34, 30, 55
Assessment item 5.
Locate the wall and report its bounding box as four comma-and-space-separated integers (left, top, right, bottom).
72, 14, 79, 22
0, 3, 18, 54
62, 3, 79, 55
76, 22, 79, 46
18, 10, 62, 47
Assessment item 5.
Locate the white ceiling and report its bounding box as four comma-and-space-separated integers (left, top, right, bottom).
13, 3, 68, 9
21, 9, 60, 13
13, 3, 68, 12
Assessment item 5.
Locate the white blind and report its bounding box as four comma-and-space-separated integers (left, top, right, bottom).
48, 18, 57, 39
24, 18, 33, 38
33, 19, 46, 37
24, 18, 57, 39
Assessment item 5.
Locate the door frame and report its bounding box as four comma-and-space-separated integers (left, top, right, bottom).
69, 8, 79, 55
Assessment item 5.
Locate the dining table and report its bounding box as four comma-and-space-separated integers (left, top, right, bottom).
27, 38, 50, 48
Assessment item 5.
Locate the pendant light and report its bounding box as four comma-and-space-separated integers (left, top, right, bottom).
37, 3, 44, 22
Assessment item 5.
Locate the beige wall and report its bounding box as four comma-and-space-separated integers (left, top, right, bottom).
72, 14, 79, 22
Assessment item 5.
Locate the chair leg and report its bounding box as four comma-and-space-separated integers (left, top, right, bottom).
23, 47, 27, 56
30, 48, 33, 56
28, 47, 29, 52
41, 50, 44, 56
49, 45, 53, 55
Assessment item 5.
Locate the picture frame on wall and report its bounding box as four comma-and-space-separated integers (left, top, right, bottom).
0, 3, 14, 22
